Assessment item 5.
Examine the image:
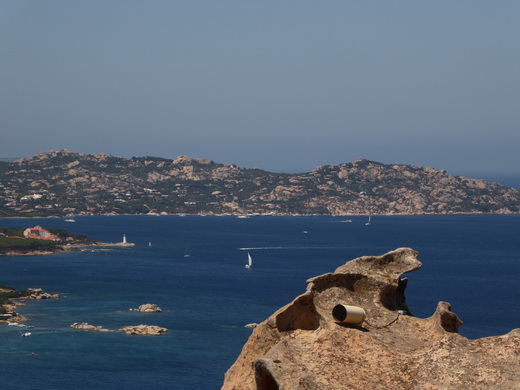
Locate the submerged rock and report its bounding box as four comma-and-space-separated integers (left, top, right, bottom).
129, 304, 163, 313
222, 248, 520, 389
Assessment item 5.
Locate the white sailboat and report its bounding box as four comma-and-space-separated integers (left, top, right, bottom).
245, 252, 252, 269
365, 215, 371, 226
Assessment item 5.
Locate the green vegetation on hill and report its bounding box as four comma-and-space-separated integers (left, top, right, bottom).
0, 237, 57, 247
0, 226, 92, 255
0, 286, 32, 310
1, 150, 519, 216
0, 227, 24, 237
44, 228, 89, 241
0, 237, 61, 255
0, 285, 37, 314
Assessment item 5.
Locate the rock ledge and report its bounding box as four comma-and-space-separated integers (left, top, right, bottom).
223, 248, 520, 390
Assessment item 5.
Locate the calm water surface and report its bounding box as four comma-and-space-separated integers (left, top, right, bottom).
0, 215, 519, 389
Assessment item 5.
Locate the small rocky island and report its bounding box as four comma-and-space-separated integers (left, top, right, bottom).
129, 303, 163, 313
70, 322, 167, 336
223, 248, 520, 389
70, 322, 114, 332
119, 325, 168, 336
69, 304, 166, 335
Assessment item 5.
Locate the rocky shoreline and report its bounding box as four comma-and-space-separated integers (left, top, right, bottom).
1, 293, 168, 337
2, 210, 518, 220
0, 241, 135, 257
0, 287, 60, 323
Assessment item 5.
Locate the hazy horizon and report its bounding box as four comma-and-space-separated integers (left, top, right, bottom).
1, 149, 519, 190
2, 2, 519, 177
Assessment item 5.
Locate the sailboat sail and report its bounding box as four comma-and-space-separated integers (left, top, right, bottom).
245, 252, 252, 268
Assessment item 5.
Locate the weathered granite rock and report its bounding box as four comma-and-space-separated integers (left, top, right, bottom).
24, 288, 59, 300
222, 248, 520, 390
70, 322, 114, 332
120, 324, 168, 336
0, 287, 59, 324
129, 303, 163, 313
244, 323, 258, 329
4, 151, 520, 217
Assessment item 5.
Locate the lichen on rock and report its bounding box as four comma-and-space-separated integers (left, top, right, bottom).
222, 248, 520, 390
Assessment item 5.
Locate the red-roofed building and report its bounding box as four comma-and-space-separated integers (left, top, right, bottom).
23, 226, 61, 241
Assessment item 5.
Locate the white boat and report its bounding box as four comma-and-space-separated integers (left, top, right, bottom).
21, 332, 32, 337
148, 242, 152, 247
65, 219, 76, 223
365, 215, 371, 226
184, 246, 190, 258
245, 252, 252, 269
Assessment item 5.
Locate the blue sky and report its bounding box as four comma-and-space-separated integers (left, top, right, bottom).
1, 1, 519, 176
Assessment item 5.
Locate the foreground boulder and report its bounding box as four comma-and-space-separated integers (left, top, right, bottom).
222, 248, 520, 389
120, 325, 168, 336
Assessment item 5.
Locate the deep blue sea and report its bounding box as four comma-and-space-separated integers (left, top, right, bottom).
0, 215, 519, 389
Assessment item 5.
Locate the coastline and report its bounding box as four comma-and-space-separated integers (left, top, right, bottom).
0, 213, 518, 388
0, 288, 60, 324
0, 241, 135, 257
1, 210, 519, 220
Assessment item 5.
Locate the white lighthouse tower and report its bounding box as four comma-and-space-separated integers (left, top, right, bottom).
123, 234, 127, 244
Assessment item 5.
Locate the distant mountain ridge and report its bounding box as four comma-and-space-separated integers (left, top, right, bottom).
0, 149, 519, 217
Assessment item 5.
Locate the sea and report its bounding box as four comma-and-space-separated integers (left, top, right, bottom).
0, 215, 519, 389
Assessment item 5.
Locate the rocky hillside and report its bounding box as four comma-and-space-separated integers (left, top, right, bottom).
0, 150, 519, 217
222, 248, 520, 389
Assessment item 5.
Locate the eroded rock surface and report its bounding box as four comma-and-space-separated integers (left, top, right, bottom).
222, 248, 520, 390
